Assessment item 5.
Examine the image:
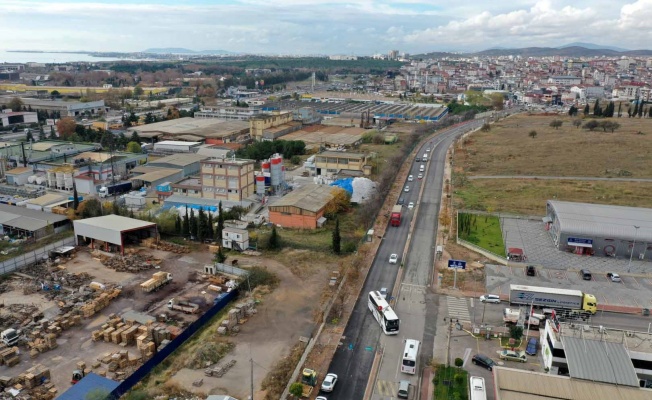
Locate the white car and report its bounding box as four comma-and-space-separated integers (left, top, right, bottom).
316, 397, 328, 400
417, 173, 423, 180
407, 202, 414, 210
389, 253, 398, 264
404, 186, 410, 192
379, 287, 388, 299
607, 272, 621, 282
480, 294, 501, 304
408, 175, 413, 182
321, 373, 338, 393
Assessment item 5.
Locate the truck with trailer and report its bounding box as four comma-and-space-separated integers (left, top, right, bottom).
390, 205, 402, 227
167, 298, 199, 314
99, 181, 132, 198
509, 284, 597, 316
140, 272, 172, 293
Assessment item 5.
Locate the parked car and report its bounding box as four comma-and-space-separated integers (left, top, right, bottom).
580, 269, 592, 280
379, 287, 388, 299
321, 373, 338, 392
408, 175, 414, 182
389, 254, 398, 264
526, 338, 538, 356
479, 294, 501, 304
499, 350, 527, 363
471, 354, 496, 371
607, 272, 621, 282
404, 186, 410, 192
526, 265, 536, 276
407, 202, 414, 210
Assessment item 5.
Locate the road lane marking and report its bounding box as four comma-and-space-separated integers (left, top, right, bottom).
447, 296, 471, 323
375, 379, 398, 397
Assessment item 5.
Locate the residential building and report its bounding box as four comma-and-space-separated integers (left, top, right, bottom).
547, 76, 582, 86
222, 226, 249, 251
200, 158, 255, 202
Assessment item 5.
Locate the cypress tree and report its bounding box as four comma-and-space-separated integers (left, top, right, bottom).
332, 218, 341, 254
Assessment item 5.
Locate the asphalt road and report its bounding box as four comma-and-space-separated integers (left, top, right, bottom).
325, 119, 485, 400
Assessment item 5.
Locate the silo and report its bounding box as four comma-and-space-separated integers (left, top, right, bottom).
255, 173, 266, 194
47, 170, 56, 188
55, 171, 65, 189
270, 155, 282, 186
64, 171, 73, 190
27, 175, 37, 184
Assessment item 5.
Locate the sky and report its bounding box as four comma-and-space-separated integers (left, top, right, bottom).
1, 0, 651, 55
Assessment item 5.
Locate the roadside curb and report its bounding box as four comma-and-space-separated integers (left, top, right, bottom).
420, 366, 433, 400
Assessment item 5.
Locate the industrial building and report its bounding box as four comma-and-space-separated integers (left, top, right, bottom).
127, 117, 250, 144
0, 98, 107, 117
0, 110, 38, 126
73, 214, 158, 255
311, 151, 371, 176
146, 153, 207, 177
195, 105, 264, 121
201, 157, 255, 202
545, 200, 652, 259
254, 154, 287, 195
268, 184, 335, 229
0, 203, 70, 239
152, 140, 202, 154
249, 112, 295, 141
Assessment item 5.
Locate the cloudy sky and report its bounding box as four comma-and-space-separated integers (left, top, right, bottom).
1, 0, 651, 54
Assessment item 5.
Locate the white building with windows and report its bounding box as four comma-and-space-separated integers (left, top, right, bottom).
222, 226, 249, 251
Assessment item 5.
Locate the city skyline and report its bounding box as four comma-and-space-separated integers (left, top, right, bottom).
1, 0, 651, 55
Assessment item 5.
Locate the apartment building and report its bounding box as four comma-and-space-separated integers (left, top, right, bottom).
200, 158, 255, 202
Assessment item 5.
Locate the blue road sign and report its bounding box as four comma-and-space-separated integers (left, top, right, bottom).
448, 259, 467, 269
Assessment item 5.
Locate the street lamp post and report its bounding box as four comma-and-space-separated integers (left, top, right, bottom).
628, 225, 640, 273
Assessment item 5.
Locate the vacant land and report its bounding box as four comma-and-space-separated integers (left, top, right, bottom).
456, 114, 652, 178
458, 213, 505, 256
453, 114, 652, 214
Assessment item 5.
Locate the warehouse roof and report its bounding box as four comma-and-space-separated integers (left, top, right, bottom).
57, 373, 119, 400
493, 367, 651, 400
155, 140, 201, 147
129, 168, 182, 183
563, 336, 639, 386
76, 215, 156, 232
25, 193, 67, 207
270, 184, 334, 213
127, 117, 249, 138
0, 203, 68, 231
547, 200, 652, 242
148, 153, 207, 167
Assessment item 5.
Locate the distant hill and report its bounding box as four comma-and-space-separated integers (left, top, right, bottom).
414, 45, 652, 59
143, 48, 235, 55
560, 42, 629, 52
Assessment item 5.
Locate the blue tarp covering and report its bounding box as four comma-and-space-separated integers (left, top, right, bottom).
57, 373, 119, 400
330, 178, 354, 194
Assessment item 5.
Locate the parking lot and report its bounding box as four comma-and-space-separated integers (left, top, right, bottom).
484, 217, 652, 309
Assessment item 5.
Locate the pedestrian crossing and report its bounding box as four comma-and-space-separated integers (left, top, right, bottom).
446, 296, 471, 323
376, 379, 398, 397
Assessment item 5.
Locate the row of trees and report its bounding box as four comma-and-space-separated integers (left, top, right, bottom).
236, 140, 306, 161
569, 101, 650, 119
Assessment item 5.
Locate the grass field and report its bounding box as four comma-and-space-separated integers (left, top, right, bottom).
433, 365, 468, 400
456, 114, 652, 178
458, 213, 505, 256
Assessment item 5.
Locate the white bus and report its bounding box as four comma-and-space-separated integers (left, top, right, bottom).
469, 376, 487, 400
368, 291, 400, 335
401, 339, 420, 374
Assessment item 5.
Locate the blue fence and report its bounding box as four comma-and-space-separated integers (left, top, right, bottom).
108, 289, 239, 399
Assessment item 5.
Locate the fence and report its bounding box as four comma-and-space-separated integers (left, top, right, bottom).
214, 262, 249, 277
109, 289, 238, 399
0, 237, 76, 275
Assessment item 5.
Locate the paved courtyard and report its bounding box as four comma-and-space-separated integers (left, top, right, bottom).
482, 217, 652, 309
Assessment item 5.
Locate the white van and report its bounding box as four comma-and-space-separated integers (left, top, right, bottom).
419, 165, 425, 173
422, 154, 428, 161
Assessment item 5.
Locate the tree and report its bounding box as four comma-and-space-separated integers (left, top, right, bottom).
144, 112, 155, 124
490, 93, 504, 110
78, 198, 103, 219
215, 246, 226, 263
125, 141, 142, 153
324, 188, 350, 217
38, 125, 45, 141
50, 90, 60, 98
480, 123, 491, 132
216, 201, 225, 241
25, 130, 34, 142
197, 208, 207, 243
175, 214, 181, 234
593, 99, 601, 116
130, 131, 141, 144
583, 104, 589, 116
49, 125, 57, 139
289, 382, 304, 397
583, 120, 599, 131
182, 208, 190, 237
572, 119, 582, 129
72, 182, 79, 211
528, 130, 537, 138
549, 120, 563, 130
617, 102, 622, 117
7, 97, 23, 112
568, 105, 577, 116
332, 218, 341, 254
509, 325, 524, 341
133, 85, 144, 97
207, 213, 214, 240
268, 225, 281, 250
189, 209, 198, 239
56, 117, 77, 138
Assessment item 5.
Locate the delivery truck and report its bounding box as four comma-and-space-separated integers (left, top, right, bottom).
509, 284, 597, 315
167, 298, 199, 314
390, 205, 402, 227
99, 181, 132, 198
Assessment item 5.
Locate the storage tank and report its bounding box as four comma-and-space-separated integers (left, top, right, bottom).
255, 174, 265, 194
27, 175, 37, 184
270, 155, 283, 186
55, 171, 64, 189
63, 172, 73, 190
261, 161, 271, 175
36, 176, 46, 185
46, 170, 56, 188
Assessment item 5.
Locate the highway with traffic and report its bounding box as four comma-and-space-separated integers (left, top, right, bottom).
324, 119, 484, 400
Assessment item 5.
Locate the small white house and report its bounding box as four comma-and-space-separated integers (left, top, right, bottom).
222, 227, 249, 251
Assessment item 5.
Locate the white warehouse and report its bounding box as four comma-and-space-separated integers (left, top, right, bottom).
153, 141, 202, 154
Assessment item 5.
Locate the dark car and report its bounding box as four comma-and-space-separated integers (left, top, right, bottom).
526, 265, 536, 276
471, 354, 496, 371
415, 157, 421, 162
526, 337, 538, 356
398, 197, 405, 205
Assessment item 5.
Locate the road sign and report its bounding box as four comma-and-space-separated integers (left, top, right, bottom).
448, 260, 466, 269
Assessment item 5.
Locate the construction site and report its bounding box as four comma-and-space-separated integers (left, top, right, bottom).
0, 235, 242, 399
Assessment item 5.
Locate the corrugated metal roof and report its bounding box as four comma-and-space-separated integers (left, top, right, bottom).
74, 214, 156, 232
494, 366, 652, 400
0, 203, 68, 224
129, 168, 182, 183
562, 336, 639, 386
148, 153, 207, 167
548, 200, 652, 242
26, 193, 66, 206
56, 372, 119, 400
269, 184, 335, 213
